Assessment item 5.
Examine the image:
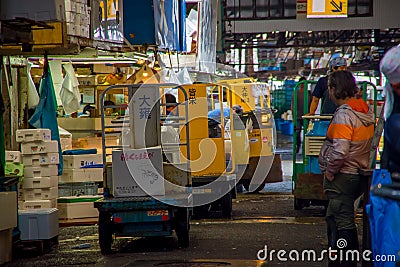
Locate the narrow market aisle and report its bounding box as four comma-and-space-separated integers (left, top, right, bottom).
261, 130, 295, 194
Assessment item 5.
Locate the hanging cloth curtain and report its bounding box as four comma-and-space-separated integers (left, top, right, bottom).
60, 62, 80, 115
29, 64, 63, 175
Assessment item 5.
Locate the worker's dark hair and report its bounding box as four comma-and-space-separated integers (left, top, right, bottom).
328, 70, 357, 100
232, 105, 243, 115
165, 93, 177, 104
298, 76, 306, 82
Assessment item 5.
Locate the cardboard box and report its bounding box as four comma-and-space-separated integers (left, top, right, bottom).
5, 150, 21, 163
0, 192, 17, 231
59, 127, 72, 151
111, 147, 165, 197
22, 176, 58, 189
63, 154, 102, 169
18, 208, 58, 240
16, 129, 51, 143
21, 141, 59, 155
5, 162, 23, 177
0, 229, 12, 264
22, 199, 57, 210
163, 163, 192, 195
77, 75, 96, 86
22, 153, 59, 166
24, 165, 58, 178
58, 196, 101, 219
60, 168, 103, 183
93, 64, 114, 74
23, 187, 58, 201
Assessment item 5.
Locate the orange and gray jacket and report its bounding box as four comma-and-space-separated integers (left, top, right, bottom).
318, 99, 375, 175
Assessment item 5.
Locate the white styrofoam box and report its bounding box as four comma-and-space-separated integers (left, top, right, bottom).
24, 165, 58, 178
23, 187, 58, 201
60, 168, 103, 183
23, 199, 57, 210
22, 176, 58, 189
22, 153, 59, 166
76, 2, 86, 14
21, 141, 59, 155
58, 196, 101, 219
5, 151, 21, 163
65, 11, 76, 22
18, 208, 58, 240
0, 192, 17, 231
111, 147, 165, 197
16, 129, 51, 143
66, 22, 76, 35
63, 154, 102, 169
64, 0, 76, 12
80, 13, 89, 25
74, 13, 81, 26
0, 0, 66, 21
80, 26, 89, 38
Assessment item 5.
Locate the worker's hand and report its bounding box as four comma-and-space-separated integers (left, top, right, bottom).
325, 171, 335, 181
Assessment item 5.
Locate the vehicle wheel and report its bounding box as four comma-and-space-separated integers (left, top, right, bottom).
221, 192, 232, 219
294, 197, 304, 210
98, 212, 113, 255
175, 208, 190, 248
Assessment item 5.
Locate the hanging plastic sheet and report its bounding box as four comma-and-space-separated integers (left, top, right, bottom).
196, 0, 218, 73
29, 66, 63, 175
176, 67, 193, 85
366, 169, 400, 266
27, 62, 40, 109
48, 60, 63, 107
60, 62, 80, 115
153, 0, 181, 51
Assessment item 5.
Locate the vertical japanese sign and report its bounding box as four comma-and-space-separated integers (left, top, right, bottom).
130, 86, 160, 149
307, 0, 348, 18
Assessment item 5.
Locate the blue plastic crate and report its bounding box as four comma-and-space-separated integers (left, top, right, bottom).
281, 121, 294, 135
306, 121, 330, 136
274, 118, 283, 131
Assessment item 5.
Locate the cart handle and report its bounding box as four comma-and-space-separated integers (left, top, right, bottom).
302, 115, 333, 120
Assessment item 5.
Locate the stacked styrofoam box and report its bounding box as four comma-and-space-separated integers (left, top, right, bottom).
58, 154, 102, 219
65, 0, 90, 38
60, 154, 103, 183
16, 129, 59, 210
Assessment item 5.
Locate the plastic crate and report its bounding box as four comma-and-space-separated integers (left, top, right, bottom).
304, 136, 325, 156
280, 121, 294, 135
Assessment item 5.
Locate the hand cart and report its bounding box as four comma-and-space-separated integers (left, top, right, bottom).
94, 84, 192, 254
292, 80, 380, 210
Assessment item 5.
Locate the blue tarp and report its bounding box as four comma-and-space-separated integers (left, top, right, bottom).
208, 107, 230, 121
63, 149, 98, 155
153, 0, 184, 51
29, 68, 63, 175
366, 169, 400, 266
